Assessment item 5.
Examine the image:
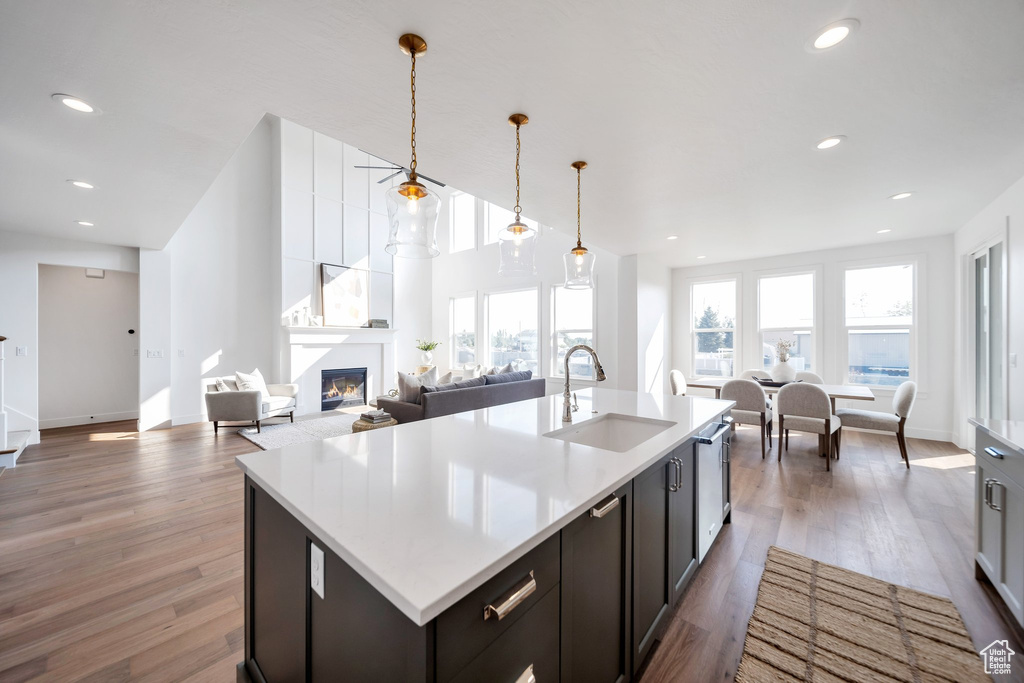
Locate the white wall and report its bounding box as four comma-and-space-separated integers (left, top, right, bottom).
430, 199, 621, 393
38, 265, 139, 428
953, 172, 1024, 446
0, 230, 139, 443
671, 235, 956, 442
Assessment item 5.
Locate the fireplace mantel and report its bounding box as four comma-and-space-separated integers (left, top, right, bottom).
285, 326, 398, 346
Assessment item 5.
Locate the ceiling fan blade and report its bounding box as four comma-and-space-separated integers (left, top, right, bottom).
375, 170, 404, 184
353, 165, 402, 170
416, 173, 446, 188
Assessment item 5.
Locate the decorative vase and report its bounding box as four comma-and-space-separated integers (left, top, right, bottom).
770, 359, 796, 383
421, 350, 433, 365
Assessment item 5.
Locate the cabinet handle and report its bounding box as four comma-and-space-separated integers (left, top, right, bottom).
990, 480, 1004, 512
668, 458, 681, 492
515, 664, 536, 683
590, 494, 620, 518
483, 571, 536, 621
722, 440, 730, 464
985, 479, 993, 508
675, 457, 684, 490
985, 446, 1006, 459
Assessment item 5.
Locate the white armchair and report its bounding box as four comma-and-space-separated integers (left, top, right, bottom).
204, 378, 299, 433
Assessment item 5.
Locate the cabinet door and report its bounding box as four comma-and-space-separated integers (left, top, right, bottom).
632, 453, 672, 674
561, 482, 632, 683
669, 442, 697, 607
977, 459, 1004, 585
722, 430, 732, 523
990, 472, 1024, 623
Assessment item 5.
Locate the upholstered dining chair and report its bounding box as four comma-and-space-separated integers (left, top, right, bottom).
740, 369, 769, 380
776, 383, 841, 471
835, 381, 917, 469
795, 371, 824, 384
669, 370, 687, 396
721, 379, 773, 458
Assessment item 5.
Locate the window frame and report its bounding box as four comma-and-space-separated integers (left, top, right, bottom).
756, 268, 821, 376
449, 292, 478, 369
483, 286, 542, 374
840, 258, 919, 389
447, 191, 479, 254
550, 282, 598, 380
688, 275, 740, 379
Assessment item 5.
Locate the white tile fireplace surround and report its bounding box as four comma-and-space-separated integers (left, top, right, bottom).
284, 327, 396, 416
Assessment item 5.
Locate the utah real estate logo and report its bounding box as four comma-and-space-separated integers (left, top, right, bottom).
980, 639, 1015, 675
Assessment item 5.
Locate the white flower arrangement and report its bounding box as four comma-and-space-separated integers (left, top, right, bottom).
774, 339, 795, 363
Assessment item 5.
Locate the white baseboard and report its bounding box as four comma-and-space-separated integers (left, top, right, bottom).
172, 414, 205, 426
39, 411, 140, 430
842, 425, 954, 443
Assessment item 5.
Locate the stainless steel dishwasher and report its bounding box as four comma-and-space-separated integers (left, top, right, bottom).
696, 419, 731, 562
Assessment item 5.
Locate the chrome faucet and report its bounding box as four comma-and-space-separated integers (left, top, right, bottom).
563, 345, 606, 421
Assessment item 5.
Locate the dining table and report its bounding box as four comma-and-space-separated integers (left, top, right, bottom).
685, 377, 875, 413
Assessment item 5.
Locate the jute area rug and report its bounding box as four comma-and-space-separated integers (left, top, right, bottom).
736, 546, 988, 682
237, 413, 360, 450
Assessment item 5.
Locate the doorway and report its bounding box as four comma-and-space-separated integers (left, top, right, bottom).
972, 239, 1007, 424
38, 265, 140, 429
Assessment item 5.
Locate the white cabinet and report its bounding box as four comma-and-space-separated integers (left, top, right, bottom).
974, 423, 1024, 627
696, 420, 730, 562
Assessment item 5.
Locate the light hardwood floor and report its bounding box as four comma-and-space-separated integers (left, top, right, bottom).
0, 420, 1017, 682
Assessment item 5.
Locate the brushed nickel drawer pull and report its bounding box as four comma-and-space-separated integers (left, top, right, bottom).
985, 446, 1006, 459
590, 494, 620, 518
515, 664, 536, 683
483, 570, 536, 621
990, 480, 1004, 512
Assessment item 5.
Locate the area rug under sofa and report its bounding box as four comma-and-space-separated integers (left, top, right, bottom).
237, 413, 360, 450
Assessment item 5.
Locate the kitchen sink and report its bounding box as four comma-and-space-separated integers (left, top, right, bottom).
543, 413, 676, 453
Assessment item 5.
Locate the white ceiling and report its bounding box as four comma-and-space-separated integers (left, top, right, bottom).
3, 1, 1024, 265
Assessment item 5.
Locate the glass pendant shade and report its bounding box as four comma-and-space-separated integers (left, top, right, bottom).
563, 246, 596, 289
498, 221, 538, 276
385, 182, 440, 258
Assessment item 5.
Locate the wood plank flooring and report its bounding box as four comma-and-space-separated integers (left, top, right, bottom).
0, 420, 1017, 681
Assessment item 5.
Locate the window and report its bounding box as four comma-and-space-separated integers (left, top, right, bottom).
844, 264, 914, 386
487, 289, 539, 373
759, 272, 814, 372
484, 202, 538, 244
552, 286, 595, 378
691, 280, 736, 377
449, 192, 476, 253
450, 295, 476, 367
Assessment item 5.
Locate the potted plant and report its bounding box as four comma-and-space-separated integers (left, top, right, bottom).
769, 339, 797, 382
416, 339, 441, 365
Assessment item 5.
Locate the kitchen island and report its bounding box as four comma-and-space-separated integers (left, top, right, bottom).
236, 388, 734, 682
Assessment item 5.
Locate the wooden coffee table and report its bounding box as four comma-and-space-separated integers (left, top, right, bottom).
352, 417, 398, 432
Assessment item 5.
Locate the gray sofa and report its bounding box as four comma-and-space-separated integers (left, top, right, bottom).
204, 377, 299, 433
378, 376, 546, 423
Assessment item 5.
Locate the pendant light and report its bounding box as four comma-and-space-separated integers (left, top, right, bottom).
385, 34, 440, 258
498, 114, 538, 276
563, 161, 595, 289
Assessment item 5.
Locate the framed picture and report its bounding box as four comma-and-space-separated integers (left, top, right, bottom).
320, 263, 370, 327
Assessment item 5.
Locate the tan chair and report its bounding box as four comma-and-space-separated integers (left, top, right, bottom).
740, 369, 769, 381
776, 383, 841, 471
795, 371, 824, 384
721, 379, 773, 459
836, 381, 917, 469
669, 369, 687, 396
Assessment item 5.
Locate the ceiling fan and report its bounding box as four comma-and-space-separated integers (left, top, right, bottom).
353, 161, 446, 188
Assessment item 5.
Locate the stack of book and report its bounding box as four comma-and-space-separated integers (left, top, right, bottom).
360, 409, 392, 424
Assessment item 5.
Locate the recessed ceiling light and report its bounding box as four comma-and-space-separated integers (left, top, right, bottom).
877, 229, 892, 234
696, 255, 707, 260
816, 135, 845, 150
807, 19, 860, 51
890, 192, 912, 200
76, 221, 94, 227
51, 93, 100, 114
667, 235, 678, 240
67, 179, 94, 189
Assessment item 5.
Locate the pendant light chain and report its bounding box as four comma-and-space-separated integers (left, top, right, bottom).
576, 166, 582, 248
409, 50, 418, 178
514, 122, 522, 221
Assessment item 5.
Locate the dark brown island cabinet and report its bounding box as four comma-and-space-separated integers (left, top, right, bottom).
238, 420, 732, 683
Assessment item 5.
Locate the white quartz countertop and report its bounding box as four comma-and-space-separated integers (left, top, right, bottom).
971, 417, 1024, 453
235, 388, 734, 625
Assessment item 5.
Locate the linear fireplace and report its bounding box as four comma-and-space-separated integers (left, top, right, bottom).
321, 368, 367, 410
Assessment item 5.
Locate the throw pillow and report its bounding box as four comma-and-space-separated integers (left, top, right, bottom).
397, 366, 438, 404
215, 378, 233, 392
463, 364, 483, 379
438, 371, 453, 384
482, 366, 498, 376
497, 362, 514, 374
236, 369, 270, 402
453, 377, 486, 389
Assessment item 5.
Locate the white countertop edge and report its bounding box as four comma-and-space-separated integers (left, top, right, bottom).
237, 400, 734, 626
970, 417, 1024, 454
